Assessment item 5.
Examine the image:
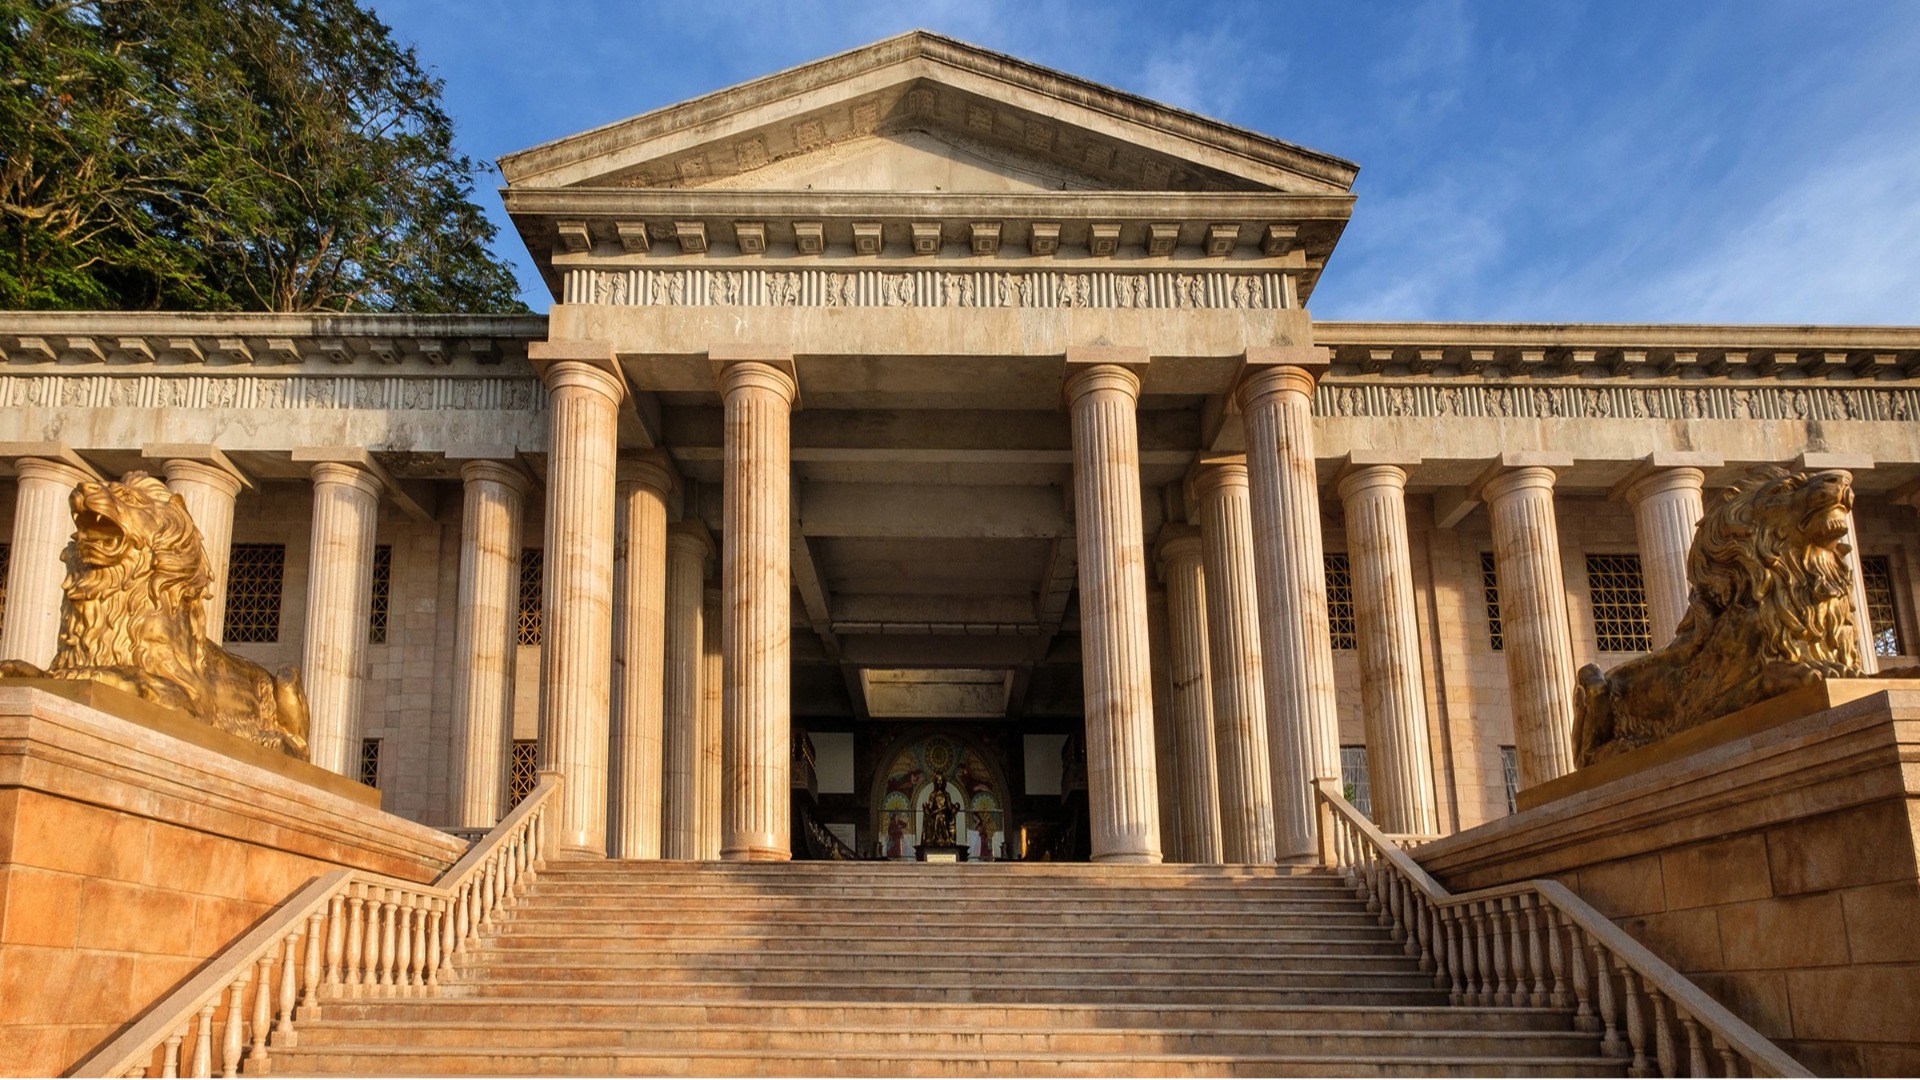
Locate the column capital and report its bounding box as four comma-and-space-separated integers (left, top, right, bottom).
2, 441, 100, 483
667, 519, 716, 563
1334, 462, 1411, 502
143, 444, 251, 494
1795, 451, 1874, 472
157, 457, 248, 500
306, 459, 385, 499
1469, 452, 1573, 505
1063, 361, 1141, 406
1153, 523, 1204, 576
1185, 457, 1249, 506
616, 452, 677, 496
530, 340, 627, 404
716, 355, 798, 406
1233, 354, 1326, 412
1608, 452, 1720, 503
12, 455, 97, 488
457, 457, 532, 496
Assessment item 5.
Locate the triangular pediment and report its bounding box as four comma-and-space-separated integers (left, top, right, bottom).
499, 32, 1358, 196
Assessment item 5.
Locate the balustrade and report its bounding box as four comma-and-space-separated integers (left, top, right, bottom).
71, 774, 561, 1079
1313, 779, 1809, 1078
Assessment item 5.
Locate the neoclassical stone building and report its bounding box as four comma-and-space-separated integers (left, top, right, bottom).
4, 31, 1917, 867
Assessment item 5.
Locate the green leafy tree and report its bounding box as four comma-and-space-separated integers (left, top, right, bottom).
0, 0, 525, 312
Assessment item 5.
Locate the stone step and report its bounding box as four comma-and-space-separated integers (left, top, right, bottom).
285, 1018, 1600, 1058
450, 954, 1438, 984
268, 1044, 1623, 1078
488, 911, 1388, 934
474, 932, 1412, 957
313, 998, 1574, 1034
534, 862, 1338, 879
431, 975, 1452, 1006
452, 947, 1425, 975
514, 895, 1369, 916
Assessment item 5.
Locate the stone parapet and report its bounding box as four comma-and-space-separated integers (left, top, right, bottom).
0, 683, 464, 1076
1415, 685, 1920, 1076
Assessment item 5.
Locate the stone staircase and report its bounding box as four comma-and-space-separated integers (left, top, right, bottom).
270, 862, 1623, 1077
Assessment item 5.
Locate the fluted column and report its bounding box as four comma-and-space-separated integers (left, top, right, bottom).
1483, 465, 1578, 788
302, 462, 383, 777
1624, 468, 1707, 648
1238, 360, 1339, 861
662, 523, 712, 859
719, 357, 796, 861
1156, 528, 1223, 864
1335, 463, 1438, 835
609, 459, 673, 859
447, 461, 529, 828
158, 459, 245, 642
1146, 586, 1185, 860
1190, 462, 1278, 863
2, 457, 93, 667
531, 347, 624, 857
1065, 358, 1161, 863
699, 586, 724, 860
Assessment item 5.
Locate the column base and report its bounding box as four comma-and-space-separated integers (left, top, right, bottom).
554, 844, 609, 860
1090, 852, 1164, 865
720, 845, 792, 861
1276, 853, 1320, 867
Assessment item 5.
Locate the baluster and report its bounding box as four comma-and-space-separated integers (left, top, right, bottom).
427, 903, 444, 988
322, 896, 343, 995
1545, 906, 1569, 1009
191, 1004, 215, 1079
1594, 941, 1626, 1058
1521, 895, 1547, 1006
344, 888, 366, 991
1444, 906, 1465, 1004
1490, 899, 1512, 1005
479, 859, 497, 927
1361, 846, 1381, 913
396, 899, 415, 992
277, 930, 301, 1039
220, 977, 248, 1079
378, 891, 399, 993
1421, 897, 1440, 974
1504, 896, 1526, 1005
248, 955, 273, 1063
1387, 873, 1406, 942
161, 1024, 186, 1078
302, 910, 325, 1014
410, 898, 428, 991
498, 839, 516, 910
1619, 961, 1650, 1077
1708, 1033, 1738, 1078
1471, 902, 1493, 1005
450, 885, 468, 954
1652, 988, 1677, 1079
1680, 1013, 1709, 1078
1568, 924, 1598, 1033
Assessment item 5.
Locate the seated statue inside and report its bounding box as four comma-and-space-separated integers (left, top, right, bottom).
921, 776, 958, 848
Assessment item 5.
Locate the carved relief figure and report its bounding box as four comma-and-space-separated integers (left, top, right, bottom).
1572, 466, 1883, 766
0, 472, 311, 758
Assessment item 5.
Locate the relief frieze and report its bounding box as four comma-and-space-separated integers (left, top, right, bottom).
564, 267, 1294, 310
0, 375, 544, 412
1316, 381, 1920, 423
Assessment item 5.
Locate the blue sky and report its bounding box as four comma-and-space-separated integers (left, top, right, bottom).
368, 1, 1920, 325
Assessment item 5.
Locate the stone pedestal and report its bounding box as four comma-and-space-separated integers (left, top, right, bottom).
157, 458, 245, 643
1238, 361, 1339, 861
1065, 358, 1161, 864
609, 458, 672, 859
662, 523, 712, 860
1624, 466, 1707, 649
718, 357, 796, 861
1157, 530, 1223, 864
1, 457, 93, 668
1482, 463, 1578, 788
530, 348, 624, 857
1335, 463, 1438, 835
1416, 683, 1920, 1076
301, 461, 383, 778
448, 460, 529, 829
0, 684, 463, 1076
1191, 461, 1277, 863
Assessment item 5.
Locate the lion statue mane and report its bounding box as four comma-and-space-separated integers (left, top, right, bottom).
1572, 466, 1869, 767
0, 471, 310, 758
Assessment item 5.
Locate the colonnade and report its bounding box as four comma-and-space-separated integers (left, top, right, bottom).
0, 351, 1894, 864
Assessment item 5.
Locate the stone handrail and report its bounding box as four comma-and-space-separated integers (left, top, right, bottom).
1312, 779, 1809, 1078
71, 772, 563, 1079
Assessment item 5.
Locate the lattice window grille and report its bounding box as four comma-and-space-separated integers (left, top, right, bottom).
0, 542, 10, 638
1339, 745, 1372, 819
1325, 553, 1357, 650
1481, 552, 1504, 652
508, 740, 539, 807
1586, 553, 1653, 653
367, 545, 392, 645
1861, 555, 1904, 657
1501, 746, 1520, 814
359, 738, 382, 789
224, 544, 286, 644
517, 549, 543, 646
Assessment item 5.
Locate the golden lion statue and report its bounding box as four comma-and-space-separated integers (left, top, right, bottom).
0, 472, 310, 758
1572, 466, 1873, 766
